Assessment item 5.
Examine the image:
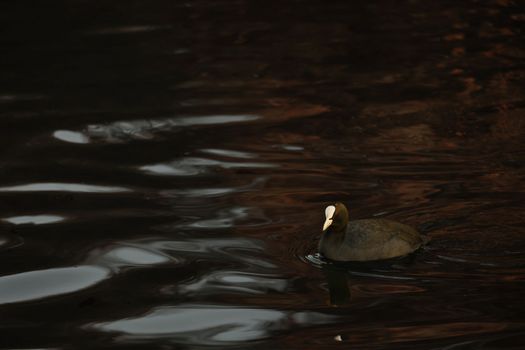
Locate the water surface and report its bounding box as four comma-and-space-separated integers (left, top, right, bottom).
1, 0, 524, 349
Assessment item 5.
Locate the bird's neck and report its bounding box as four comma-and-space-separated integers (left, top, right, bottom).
319, 226, 346, 256
324, 227, 346, 240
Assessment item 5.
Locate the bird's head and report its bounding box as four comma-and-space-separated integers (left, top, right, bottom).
322, 202, 349, 232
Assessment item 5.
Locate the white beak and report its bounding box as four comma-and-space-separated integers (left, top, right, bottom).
323, 218, 333, 231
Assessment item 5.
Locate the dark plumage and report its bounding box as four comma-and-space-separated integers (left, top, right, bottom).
319, 202, 424, 261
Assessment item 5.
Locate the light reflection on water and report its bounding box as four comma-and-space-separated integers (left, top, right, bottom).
87, 244, 174, 271
183, 207, 251, 229
0, 183, 131, 193
0, 266, 110, 305
150, 237, 278, 270
0, 234, 23, 250
158, 176, 264, 198
53, 130, 90, 144
91, 305, 336, 345
199, 148, 256, 159
177, 270, 289, 296
2, 214, 65, 225
52, 115, 260, 144
92, 305, 286, 343
141, 157, 276, 176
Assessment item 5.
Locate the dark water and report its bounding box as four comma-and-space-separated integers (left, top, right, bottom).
1, 0, 525, 349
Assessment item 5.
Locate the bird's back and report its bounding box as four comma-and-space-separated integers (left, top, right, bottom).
335, 219, 422, 261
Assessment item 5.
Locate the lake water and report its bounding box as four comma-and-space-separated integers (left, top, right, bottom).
1, 1, 524, 349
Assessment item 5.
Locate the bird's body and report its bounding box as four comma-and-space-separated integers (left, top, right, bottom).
319, 203, 424, 261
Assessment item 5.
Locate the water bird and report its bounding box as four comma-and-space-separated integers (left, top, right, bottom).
319, 202, 424, 261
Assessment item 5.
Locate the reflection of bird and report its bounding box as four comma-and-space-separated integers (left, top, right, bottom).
319, 202, 424, 261
322, 265, 351, 306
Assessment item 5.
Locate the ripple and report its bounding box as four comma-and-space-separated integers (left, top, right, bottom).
303, 253, 329, 267
87, 244, 174, 271
178, 271, 288, 296
2, 215, 65, 225
0, 234, 23, 250
347, 322, 508, 344
85, 115, 259, 143
141, 157, 275, 176
53, 130, 90, 144
352, 282, 426, 295
0, 94, 45, 102
91, 305, 286, 343
176, 115, 259, 126
88, 25, 170, 35
0, 183, 131, 193
106, 247, 169, 265
159, 177, 264, 198
152, 237, 277, 269
90, 304, 336, 345
161, 187, 235, 198
279, 144, 304, 152
184, 207, 250, 229
199, 148, 256, 159
154, 237, 263, 254
0, 265, 110, 305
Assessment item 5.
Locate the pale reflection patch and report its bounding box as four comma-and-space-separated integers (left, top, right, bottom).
53, 130, 90, 144
3, 215, 65, 225
185, 207, 250, 229
199, 148, 255, 159
0, 183, 131, 193
280, 144, 304, 151
141, 157, 275, 176
0, 265, 109, 305
88, 245, 173, 270
176, 115, 259, 125
178, 271, 288, 295
108, 247, 169, 265
92, 306, 286, 342
86, 115, 259, 143
90, 305, 337, 345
